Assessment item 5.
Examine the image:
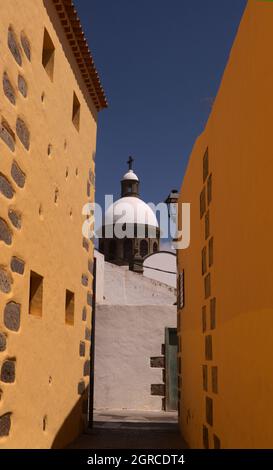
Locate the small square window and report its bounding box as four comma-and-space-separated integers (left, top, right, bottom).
72, 92, 81, 131
42, 29, 55, 81
65, 290, 75, 325
29, 271, 43, 317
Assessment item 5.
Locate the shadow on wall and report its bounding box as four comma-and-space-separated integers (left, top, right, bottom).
51, 387, 89, 449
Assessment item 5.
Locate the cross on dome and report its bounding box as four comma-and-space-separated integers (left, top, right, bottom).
127, 156, 134, 170
122, 157, 139, 184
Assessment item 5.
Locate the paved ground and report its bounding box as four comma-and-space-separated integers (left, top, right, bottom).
69, 410, 187, 449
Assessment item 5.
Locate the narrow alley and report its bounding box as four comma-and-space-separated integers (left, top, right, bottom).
2, 0, 273, 458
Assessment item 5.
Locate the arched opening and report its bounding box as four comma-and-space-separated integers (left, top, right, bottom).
153, 242, 158, 253
124, 239, 133, 261
140, 239, 148, 258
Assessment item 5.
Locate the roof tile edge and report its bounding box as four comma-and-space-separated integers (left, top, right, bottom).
52, 0, 108, 111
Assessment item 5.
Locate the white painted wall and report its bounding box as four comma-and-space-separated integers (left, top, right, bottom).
102, 261, 176, 305
143, 252, 177, 288
94, 304, 176, 411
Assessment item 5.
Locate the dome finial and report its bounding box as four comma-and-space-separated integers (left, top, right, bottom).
127, 156, 134, 171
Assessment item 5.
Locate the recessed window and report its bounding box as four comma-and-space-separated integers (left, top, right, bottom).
202, 246, 207, 275
205, 334, 213, 361
210, 297, 216, 330
202, 365, 208, 391
203, 148, 209, 183
206, 396, 213, 426
29, 271, 43, 317
208, 237, 213, 267
65, 290, 75, 325
140, 239, 148, 258
200, 187, 206, 219
203, 425, 209, 449
204, 273, 211, 299
42, 29, 55, 81
212, 366, 218, 394
72, 92, 81, 131
207, 174, 212, 205
205, 211, 210, 240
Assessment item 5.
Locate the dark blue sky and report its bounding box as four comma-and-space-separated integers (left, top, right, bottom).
74, 0, 247, 207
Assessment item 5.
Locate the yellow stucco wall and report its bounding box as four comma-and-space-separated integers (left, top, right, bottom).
178, 0, 273, 449
0, 0, 98, 448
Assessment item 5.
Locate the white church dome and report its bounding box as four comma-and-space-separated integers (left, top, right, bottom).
122, 169, 139, 181
104, 197, 159, 228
